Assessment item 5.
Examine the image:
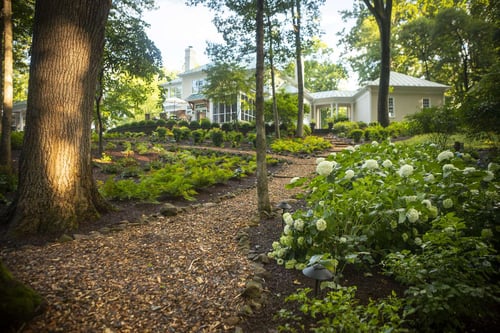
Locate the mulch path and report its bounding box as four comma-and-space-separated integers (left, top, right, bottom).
0, 145, 402, 332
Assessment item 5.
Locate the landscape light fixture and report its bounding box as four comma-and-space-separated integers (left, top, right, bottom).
302, 264, 333, 296
276, 201, 292, 227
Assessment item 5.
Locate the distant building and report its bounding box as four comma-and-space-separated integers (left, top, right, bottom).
162, 48, 450, 126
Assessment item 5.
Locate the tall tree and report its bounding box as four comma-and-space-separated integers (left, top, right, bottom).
5, 0, 112, 236
0, 0, 13, 171
255, 0, 271, 215
362, 0, 392, 127
292, 0, 305, 137
96, 2, 162, 154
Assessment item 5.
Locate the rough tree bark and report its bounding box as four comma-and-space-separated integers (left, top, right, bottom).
0, 0, 13, 171
363, 0, 392, 127
255, 0, 271, 216
6, 0, 112, 237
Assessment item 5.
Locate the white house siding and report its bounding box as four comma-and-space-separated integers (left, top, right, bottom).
353, 89, 372, 123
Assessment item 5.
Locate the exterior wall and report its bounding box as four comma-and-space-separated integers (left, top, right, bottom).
179, 70, 206, 99
353, 89, 372, 123
355, 86, 447, 123
387, 87, 447, 122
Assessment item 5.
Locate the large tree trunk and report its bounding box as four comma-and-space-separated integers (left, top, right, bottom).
0, 0, 13, 171
266, 8, 280, 139
7, 0, 112, 237
255, 0, 271, 216
364, 0, 392, 127
293, 0, 304, 137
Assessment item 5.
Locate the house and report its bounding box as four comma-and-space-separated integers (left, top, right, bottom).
308, 72, 450, 127
162, 48, 449, 126
12, 101, 27, 131
161, 47, 255, 123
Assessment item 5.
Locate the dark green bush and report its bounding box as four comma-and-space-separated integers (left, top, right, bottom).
165, 119, 177, 129
221, 122, 233, 132
192, 129, 205, 144
200, 118, 211, 130
178, 120, 189, 128
189, 120, 200, 130
210, 128, 224, 147
348, 128, 364, 143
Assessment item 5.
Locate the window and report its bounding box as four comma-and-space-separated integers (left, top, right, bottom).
388, 97, 395, 118
192, 79, 205, 94
422, 98, 431, 109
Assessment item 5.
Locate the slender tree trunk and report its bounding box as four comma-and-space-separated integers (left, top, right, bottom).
7, 0, 112, 237
363, 0, 392, 127
0, 0, 13, 171
293, 0, 304, 137
255, 0, 270, 216
266, 7, 280, 139
96, 70, 104, 156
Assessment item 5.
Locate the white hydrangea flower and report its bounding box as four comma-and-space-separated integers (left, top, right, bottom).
483, 171, 494, 182
371, 141, 379, 146
297, 236, 305, 246
344, 146, 355, 152
442, 198, 454, 209
382, 159, 393, 168
424, 173, 435, 183
339, 237, 347, 243
421, 199, 432, 209
316, 218, 327, 231
406, 208, 420, 223
316, 157, 326, 165
443, 164, 458, 176
294, 218, 304, 231
437, 150, 454, 162
284, 225, 292, 235
362, 159, 379, 170
316, 160, 334, 176
462, 167, 476, 174
488, 162, 499, 172
345, 169, 355, 179
289, 176, 301, 184
414, 237, 422, 246
428, 206, 438, 218
398, 164, 414, 177
283, 212, 294, 226
329, 152, 337, 158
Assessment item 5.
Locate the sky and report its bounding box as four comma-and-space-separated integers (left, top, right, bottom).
144, 0, 357, 88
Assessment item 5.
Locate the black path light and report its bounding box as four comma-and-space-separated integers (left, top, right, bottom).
302, 263, 334, 296
276, 201, 292, 227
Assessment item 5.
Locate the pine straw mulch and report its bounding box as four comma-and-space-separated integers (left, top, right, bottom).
1, 147, 403, 332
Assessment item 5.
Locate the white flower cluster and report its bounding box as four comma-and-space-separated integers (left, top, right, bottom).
362, 159, 379, 170
344, 169, 355, 179
406, 208, 420, 223
316, 160, 335, 176
382, 159, 393, 168
398, 164, 414, 177
437, 150, 454, 162
442, 198, 454, 209
315, 218, 327, 231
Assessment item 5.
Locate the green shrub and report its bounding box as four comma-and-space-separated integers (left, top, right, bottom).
210, 128, 225, 147
191, 129, 206, 144
172, 126, 191, 142
155, 126, 168, 139
221, 122, 233, 132
165, 119, 177, 129
227, 131, 243, 147
332, 121, 358, 135
178, 120, 189, 127
278, 287, 406, 332
239, 121, 254, 135
105, 141, 117, 150
189, 120, 200, 130
348, 128, 364, 143
200, 118, 211, 130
